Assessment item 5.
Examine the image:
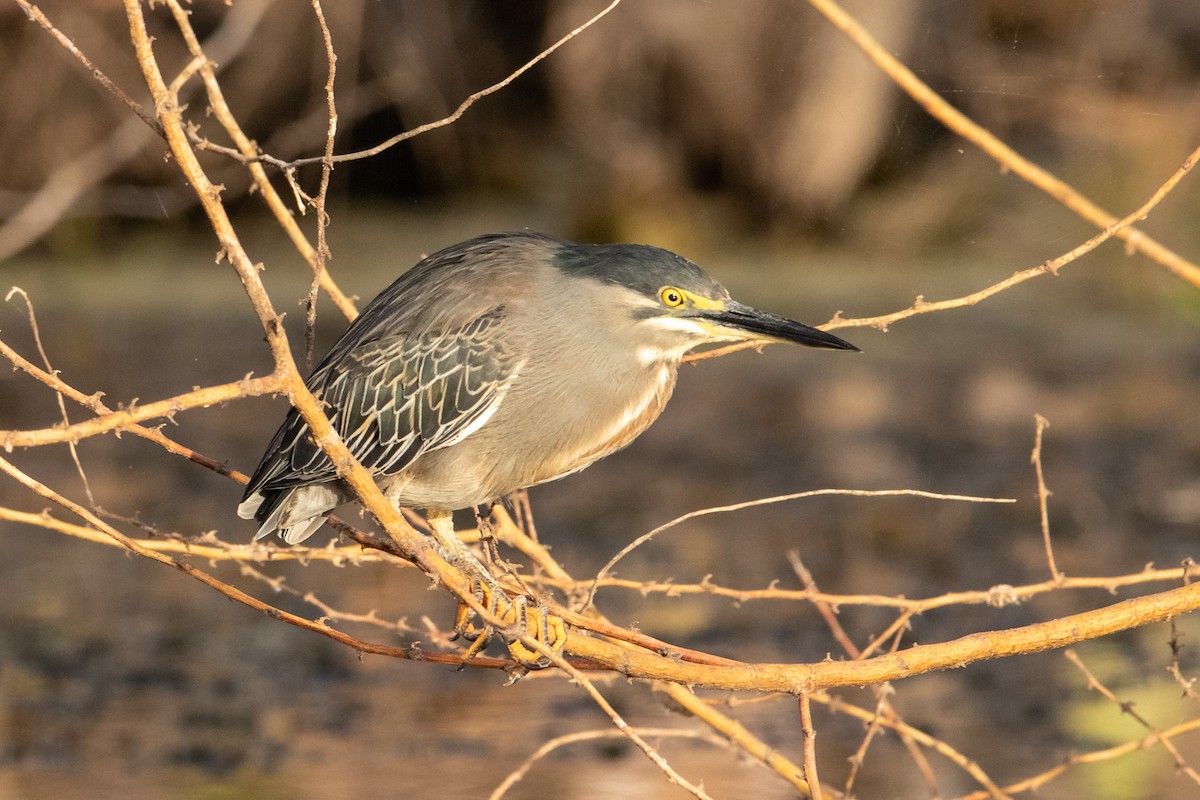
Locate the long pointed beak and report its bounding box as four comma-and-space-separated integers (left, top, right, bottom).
696, 300, 860, 351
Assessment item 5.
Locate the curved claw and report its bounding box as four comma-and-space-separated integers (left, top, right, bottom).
451, 584, 488, 643
452, 579, 567, 671
502, 599, 568, 668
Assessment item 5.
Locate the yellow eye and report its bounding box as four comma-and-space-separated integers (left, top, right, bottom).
660, 287, 685, 307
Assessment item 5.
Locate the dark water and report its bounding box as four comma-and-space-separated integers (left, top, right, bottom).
2, 212, 1199, 799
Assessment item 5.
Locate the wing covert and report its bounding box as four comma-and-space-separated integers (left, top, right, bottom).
243, 306, 519, 499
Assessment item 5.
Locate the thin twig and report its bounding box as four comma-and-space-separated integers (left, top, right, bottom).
5, 288, 96, 505
826, 189, 1155, 332
560, 564, 1194, 614
516, 636, 715, 800
14, 0, 163, 137
1168, 616, 1200, 704
262, 0, 624, 170
789, 550, 982, 798
857, 610, 917, 661
1065, 649, 1200, 786
954, 717, 1200, 800
0, 451, 519, 671
0, 372, 282, 451
489, 728, 726, 800
843, 687, 891, 797
789, 550, 860, 658
1031, 414, 1063, 582
587, 489, 1015, 609
687, 138, 1200, 364
304, 0, 338, 370
21, 485, 1194, 628
0, 505, 395, 565
814, 690, 1010, 798
490, 508, 812, 794
162, 0, 359, 322
0, 330, 260, 480
805, 0, 1200, 288
799, 693, 824, 800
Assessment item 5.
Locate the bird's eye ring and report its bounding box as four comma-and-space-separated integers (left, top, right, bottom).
660, 287, 685, 307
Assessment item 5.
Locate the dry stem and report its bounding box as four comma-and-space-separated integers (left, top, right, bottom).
805, 0, 1200, 288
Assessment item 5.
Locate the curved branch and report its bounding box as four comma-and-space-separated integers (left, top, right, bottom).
685, 139, 1200, 364
0, 330, 248, 480
270, 0, 624, 170
489, 728, 730, 800
955, 717, 1200, 800
122, 0, 528, 645
565, 580, 1200, 692
161, 0, 359, 322
0, 375, 282, 449
805, 0, 1200, 288
0, 452, 488, 668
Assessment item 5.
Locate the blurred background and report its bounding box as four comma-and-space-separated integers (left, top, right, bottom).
2, 1, 1200, 798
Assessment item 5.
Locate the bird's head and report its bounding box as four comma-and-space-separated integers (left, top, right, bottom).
555, 241, 859, 361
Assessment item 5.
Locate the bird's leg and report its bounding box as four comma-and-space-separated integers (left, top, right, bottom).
425, 509, 566, 670
426, 508, 496, 643
473, 502, 504, 572
473, 503, 527, 583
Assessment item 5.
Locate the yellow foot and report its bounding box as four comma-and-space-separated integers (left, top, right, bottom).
452, 580, 567, 671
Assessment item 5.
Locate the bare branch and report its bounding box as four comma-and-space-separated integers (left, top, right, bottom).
0, 451, 515, 670
304, 0, 339, 368
14, 0, 163, 137
0, 323, 253, 480
799, 693, 824, 800
805, 0, 1200, 288
171, 3, 358, 322
1065, 650, 1200, 786
505, 633, 715, 799
490, 728, 729, 800
686, 137, 1200, 365
1031, 414, 1063, 582
0, 375, 282, 450
562, 580, 1200, 692
588, 489, 1015, 608
272, 0, 624, 170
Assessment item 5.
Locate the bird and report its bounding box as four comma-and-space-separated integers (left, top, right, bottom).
238, 231, 858, 665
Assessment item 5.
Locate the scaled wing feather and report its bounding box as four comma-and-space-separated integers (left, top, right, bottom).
241, 306, 517, 502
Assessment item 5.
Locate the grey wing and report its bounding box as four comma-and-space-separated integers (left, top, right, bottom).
241, 307, 520, 503
331, 307, 520, 472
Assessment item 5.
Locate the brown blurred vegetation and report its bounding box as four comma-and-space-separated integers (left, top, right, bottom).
5, 0, 1200, 258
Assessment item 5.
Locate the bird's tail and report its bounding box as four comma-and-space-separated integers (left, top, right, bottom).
238, 483, 345, 545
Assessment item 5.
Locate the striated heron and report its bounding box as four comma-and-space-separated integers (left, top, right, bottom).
238, 231, 858, 666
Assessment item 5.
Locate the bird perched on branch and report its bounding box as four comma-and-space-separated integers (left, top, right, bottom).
238, 231, 858, 666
